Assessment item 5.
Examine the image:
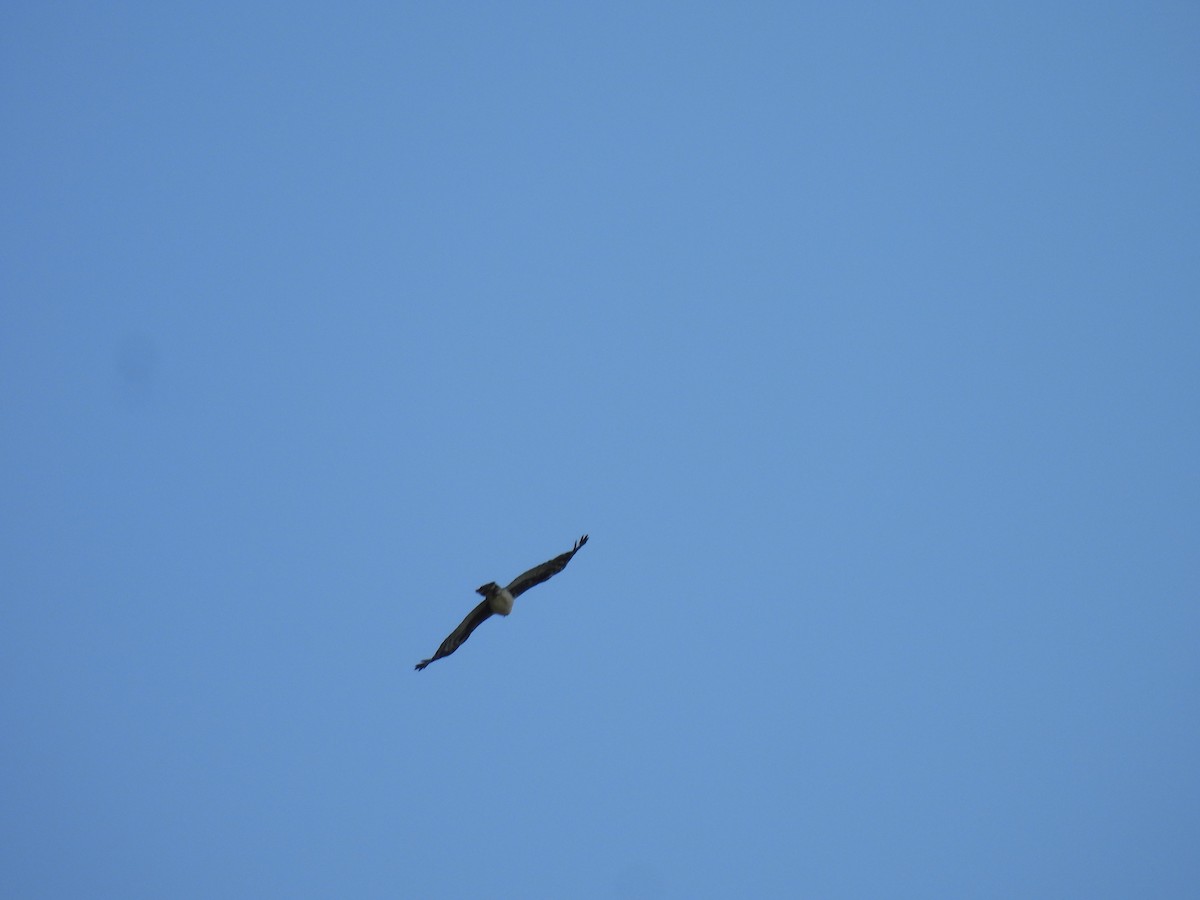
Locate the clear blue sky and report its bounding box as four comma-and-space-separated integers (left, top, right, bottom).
3, 3, 1198, 898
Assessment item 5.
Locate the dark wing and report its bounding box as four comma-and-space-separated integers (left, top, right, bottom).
414, 598, 494, 671
504, 534, 589, 600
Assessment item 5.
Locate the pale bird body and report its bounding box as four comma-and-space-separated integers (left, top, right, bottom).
485, 586, 515, 617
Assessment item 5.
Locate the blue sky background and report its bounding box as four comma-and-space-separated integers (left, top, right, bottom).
3, 3, 1198, 898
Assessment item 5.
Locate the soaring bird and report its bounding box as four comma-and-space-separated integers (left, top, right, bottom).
414, 534, 589, 671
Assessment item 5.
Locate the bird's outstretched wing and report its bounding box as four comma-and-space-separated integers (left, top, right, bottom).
505, 534, 589, 599
414, 598, 494, 671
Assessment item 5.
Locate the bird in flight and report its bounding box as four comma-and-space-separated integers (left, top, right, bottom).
414, 534, 589, 671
